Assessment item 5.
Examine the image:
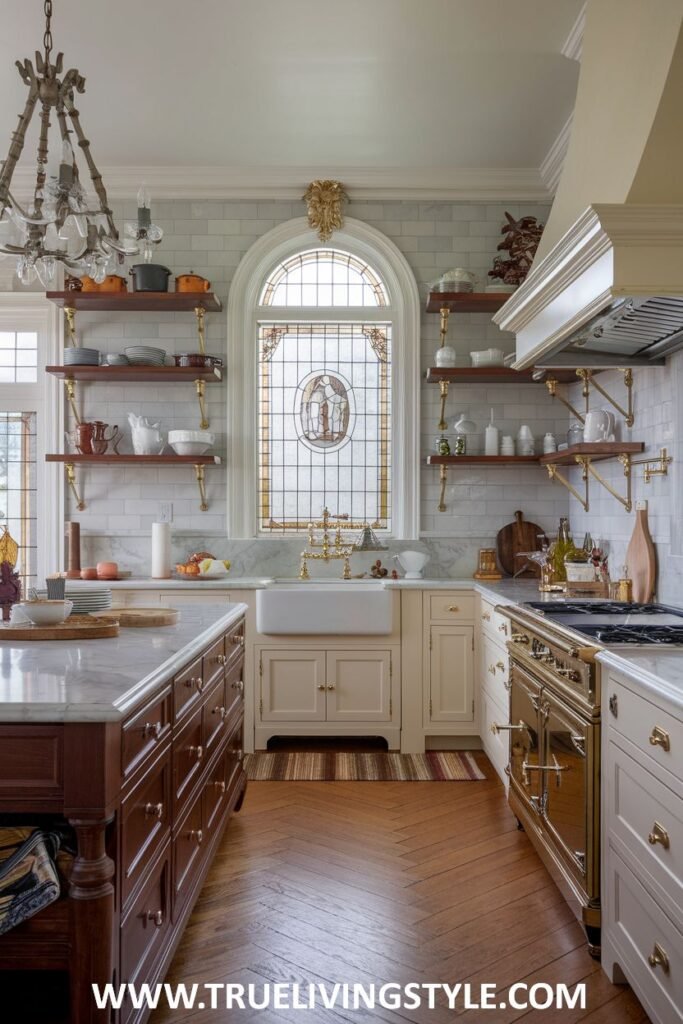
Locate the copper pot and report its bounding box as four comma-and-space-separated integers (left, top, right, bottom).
80, 275, 127, 293
176, 272, 211, 293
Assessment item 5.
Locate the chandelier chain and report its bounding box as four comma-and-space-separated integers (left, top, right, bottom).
43, 0, 53, 66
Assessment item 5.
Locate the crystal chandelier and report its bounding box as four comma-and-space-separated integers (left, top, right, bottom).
0, 1, 163, 287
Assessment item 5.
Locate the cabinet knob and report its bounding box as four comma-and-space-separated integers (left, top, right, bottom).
496, 661, 505, 671
448, 605, 459, 612
213, 705, 227, 720
648, 943, 670, 973
216, 653, 228, 666
608, 694, 618, 717
231, 634, 245, 647
189, 829, 204, 845
232, 679, 244, 693
142, 721, 162, 739
144, 802, 164, 820
212, 780, 226, 794
327, 684, 336, 691
189, 744, 204, 761
146, 910, 164, 928
482, 611, 491, 621
237, 749, 244, 763
488, 664, 496, 675
511, 633, 529, 645
649, 725, 671, 752
498, 623, 508, 635
317, 684, 326, 691
185, 676, 204, 692
648, 822, 670, 849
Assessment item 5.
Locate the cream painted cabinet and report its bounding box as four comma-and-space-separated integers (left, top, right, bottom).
259, 649, 326, 722
326, 650, 393, 723
427, 625, 474, 724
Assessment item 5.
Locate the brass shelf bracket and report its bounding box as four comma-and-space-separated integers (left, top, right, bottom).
580, 453, 632, 512
64, 378, 81, 424
65, 462, 85, 511
545, 376, 587, 424
195, 379, 209, 429
194, 463, 208, 511
438, 464, 447, 512
631, 447, 673, 483
439, 305, 450, 348
546, 461, 589, 512
438, 380, 449, 431
577, 368, 635, 427
194, 306, 206, 355
64, 306, 77, 348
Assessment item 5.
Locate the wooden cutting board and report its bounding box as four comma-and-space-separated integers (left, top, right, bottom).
497, 510, 548, 578
0, 614, 119, 640
91, 607, 179, 627
625, 502, 657, 602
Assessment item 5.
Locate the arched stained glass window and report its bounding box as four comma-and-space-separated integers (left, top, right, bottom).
257, 248, 391, 532
260, 249, 388, 307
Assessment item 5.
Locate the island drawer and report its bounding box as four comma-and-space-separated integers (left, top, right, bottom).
173, 654, 204, 722
224, 621, 245, 665
0, 726, 63, 805
172, 786, 205, 923
120, 843, 171, 1024
427, 592, 475, 623
203, 635, 227, 688
481, 633, 510, 709
121, 690, 172, 781
202, 673, 229, 756
223, 657, 245, 724
480, 598, 511, 644
606, 679, 682, 780
120, 745, 171, 907
204, 739, 234, 833
172, 706, 204, 816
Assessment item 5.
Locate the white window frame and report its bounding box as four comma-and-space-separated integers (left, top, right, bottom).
226, 217, 420, 539
0, 293, 63, 581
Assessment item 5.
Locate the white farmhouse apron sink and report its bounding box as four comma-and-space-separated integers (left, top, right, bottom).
256, 580, 393, 635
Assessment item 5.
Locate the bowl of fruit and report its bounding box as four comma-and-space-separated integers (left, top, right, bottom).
175, 551, 231, 578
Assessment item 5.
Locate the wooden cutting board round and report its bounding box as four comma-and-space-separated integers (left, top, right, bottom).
625, 505, 657, 602
0, 614, 119, 640
496, 510, 547, 578
91, 607, 179, 627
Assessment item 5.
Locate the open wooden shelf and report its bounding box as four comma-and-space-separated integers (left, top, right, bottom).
539, 442, 644, 466
425, 291, 512, 314
427, 454, 540, 465
46, 365, 222, 383
46, 454, 221, 464
425, 366, 580, 384
46, 291, 222, 312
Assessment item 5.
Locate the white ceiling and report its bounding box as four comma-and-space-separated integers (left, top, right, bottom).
1, 0, 581, 194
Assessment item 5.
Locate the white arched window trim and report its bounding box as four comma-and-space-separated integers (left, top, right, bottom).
226, 217, 420, 539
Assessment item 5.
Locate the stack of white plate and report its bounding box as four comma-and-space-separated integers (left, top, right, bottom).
37, 585, 113, 614
125, 346, 166, 366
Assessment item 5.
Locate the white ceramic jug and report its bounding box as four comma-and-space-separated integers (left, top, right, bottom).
128, 413, 164, 455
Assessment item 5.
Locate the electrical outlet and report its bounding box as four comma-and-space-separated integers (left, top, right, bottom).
159, 502, 173, 523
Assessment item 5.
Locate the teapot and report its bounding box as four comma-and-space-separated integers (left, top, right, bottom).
128, 413, 164, 455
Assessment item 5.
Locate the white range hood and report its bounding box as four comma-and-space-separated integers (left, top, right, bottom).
496, 1, 683, 369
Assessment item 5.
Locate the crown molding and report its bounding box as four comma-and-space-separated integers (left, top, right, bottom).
539, 114, 573, 194
562, 2, 587, 62
8, 164, 551, 203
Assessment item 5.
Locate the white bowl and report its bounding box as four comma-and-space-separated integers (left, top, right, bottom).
470, 349, 505, 367
18, 599, 74, 626
167, 429, 215, 457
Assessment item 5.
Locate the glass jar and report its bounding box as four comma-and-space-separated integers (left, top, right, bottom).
435, 434, 451, 456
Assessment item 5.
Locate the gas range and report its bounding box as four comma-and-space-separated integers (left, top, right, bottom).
523, 600, 683, 647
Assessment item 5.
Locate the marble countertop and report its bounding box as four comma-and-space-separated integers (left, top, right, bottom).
66, 576, 269, 590
597, 649, 683, 714
0, 602, 247, 723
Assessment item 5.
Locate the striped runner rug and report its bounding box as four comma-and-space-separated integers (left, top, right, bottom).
244, 751, 486, 782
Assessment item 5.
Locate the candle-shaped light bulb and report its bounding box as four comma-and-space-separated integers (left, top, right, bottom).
137, 184, 151, 230
59, 136, 75, 188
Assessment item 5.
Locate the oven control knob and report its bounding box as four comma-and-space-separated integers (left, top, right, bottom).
531, 645, 549, 660
511, 633, 529, 645
557, 667, 580, 682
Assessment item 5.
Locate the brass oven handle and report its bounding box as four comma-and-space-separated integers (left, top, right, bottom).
146, 910, 164, 928
189, 744, 204, 761
189, 829, 204, 845
649, 725, 670, 752
648, 822, 670, 849
522, 756, 569, 787
498, 623, 508, 635
144, 802, 163, 820
143, 721, 162, 739
648, 943, 670, 974
490, 720, 527, 735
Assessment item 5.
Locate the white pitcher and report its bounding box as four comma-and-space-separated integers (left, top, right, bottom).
128, 413, 165, 455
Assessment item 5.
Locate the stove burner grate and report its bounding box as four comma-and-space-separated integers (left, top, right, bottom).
586, 624, 683, 645
527, 601, 676, 617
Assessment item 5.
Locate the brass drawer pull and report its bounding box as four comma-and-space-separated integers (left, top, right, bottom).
482, 611, 491, 621
511, 633, 529, 645
189, 829, 204, 845
142, 721, 162, 739
648, 822, 670, 849
232, 679, 244, 692
649, 725, 670, 751
496, 661, 505, 671
648, 943, 670, 973
146, 910, 164, 928
488, 664, 496, 676
144, 802, 163, 820
498, 623, 508, 635
212, 780, 226, 794
184, 676, 204, 693
317, 684, 326, 691
212, 705, 227, 720
326, 683, 336, 691
231, 634, 245, 647
216, 653, 228, 666
448, 605, 459, 612
189, 744, 204, 761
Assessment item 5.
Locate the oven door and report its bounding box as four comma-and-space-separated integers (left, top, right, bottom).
508, 661, 544, 817
542, 689, 595, 891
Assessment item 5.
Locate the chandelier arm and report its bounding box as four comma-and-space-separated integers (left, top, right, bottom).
0, 74, 40, 209
62, 89, 118, 240
33, 101, 52, 217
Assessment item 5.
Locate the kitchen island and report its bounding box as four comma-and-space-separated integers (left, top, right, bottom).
0, 601, 248, 1024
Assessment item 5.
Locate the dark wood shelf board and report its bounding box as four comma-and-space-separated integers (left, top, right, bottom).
46, 365, 222, 383
427, 455, 541, 465
425, 291, 512, 314
425, 366, 582, 384
46, 454, 221, 465
539, 442, 645, 466
46, 291, 222, 312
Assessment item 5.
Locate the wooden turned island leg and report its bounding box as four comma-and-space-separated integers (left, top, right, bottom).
68, 818, 116, 1024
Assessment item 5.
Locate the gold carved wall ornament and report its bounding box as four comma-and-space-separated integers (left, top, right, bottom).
303, 180, 349, 242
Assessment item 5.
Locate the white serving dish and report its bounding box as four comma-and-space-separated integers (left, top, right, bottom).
17, 599, 74, 625
167, 429, 215, 456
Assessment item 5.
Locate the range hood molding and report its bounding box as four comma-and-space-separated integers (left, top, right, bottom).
495, 204, 683, 369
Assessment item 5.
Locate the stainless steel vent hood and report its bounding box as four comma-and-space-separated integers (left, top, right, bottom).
496, 2, 683, 369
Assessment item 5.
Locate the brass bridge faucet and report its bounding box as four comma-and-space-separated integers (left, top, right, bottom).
300, 507, 355, 580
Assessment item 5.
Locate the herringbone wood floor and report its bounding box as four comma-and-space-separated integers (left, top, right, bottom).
152, 752, 649, 1024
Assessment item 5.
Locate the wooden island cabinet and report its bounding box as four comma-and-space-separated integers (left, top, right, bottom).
0, 605, 247, 1024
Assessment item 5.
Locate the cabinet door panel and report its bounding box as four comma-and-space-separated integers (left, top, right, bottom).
326, 651, 393, 722
260, 650, 326, 721
428, 626, 474, 723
